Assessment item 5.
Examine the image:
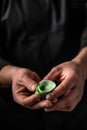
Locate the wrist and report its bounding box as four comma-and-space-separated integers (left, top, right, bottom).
0, 65, 19, 86
72, 47, 87, 80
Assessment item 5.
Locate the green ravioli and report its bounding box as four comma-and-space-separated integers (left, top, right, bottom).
35, 80, 56, 96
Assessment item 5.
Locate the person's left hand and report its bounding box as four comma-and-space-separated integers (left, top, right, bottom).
42, 61, 85, 112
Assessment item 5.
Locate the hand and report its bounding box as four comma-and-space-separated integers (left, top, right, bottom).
12, 67, 52, 109
43, 61, 85, 112
11, 67, 42, 108
0, 65, 52, 109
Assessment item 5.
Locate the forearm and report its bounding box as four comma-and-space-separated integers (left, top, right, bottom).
72, 47, 87, 80
0, 65, 19, 87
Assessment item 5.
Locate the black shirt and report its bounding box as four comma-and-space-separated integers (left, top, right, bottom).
0, 1, 87, 129
0, 0, 87, 77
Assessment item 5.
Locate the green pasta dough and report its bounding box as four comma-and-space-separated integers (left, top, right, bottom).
35, 80, 56, 96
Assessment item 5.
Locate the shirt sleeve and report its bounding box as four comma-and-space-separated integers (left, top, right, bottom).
0, 0, 10, 69
80, 2, 87, 49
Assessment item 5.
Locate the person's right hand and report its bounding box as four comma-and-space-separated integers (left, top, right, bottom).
0, 65, 42, 108
0, 65, 53, 109
11, 67, 42, 108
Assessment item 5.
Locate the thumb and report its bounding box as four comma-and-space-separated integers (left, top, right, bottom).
27, 79, 38, 92
21, 75, 38, 92
43, 68, 61, 81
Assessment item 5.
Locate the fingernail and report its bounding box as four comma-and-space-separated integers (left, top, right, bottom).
46, 94, 52, 100
30, 84, 36, 91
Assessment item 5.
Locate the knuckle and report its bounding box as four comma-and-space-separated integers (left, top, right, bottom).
51, 66, 57, 72
61, 83, 67, 92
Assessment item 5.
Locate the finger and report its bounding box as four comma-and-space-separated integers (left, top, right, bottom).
17, 93, 41, 107
17, 76, 38, 92
45, 85, 82, 112
46, 77, 75, 100
29, 100, 52, 109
